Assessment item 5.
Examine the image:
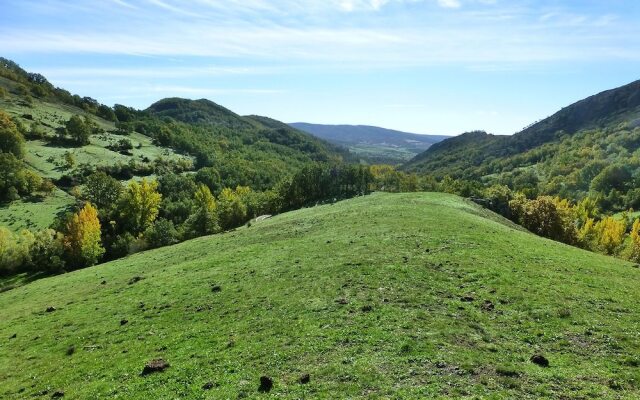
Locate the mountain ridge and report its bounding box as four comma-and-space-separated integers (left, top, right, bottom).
290, 122, 449, 163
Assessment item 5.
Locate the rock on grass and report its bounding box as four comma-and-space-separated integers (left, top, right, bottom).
530, 354, 549, 367
141, 359, 170, 376
258, 376, 273, 392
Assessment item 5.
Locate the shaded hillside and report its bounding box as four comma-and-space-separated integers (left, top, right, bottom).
1, 192, 639, 398
291, 122, 449, 163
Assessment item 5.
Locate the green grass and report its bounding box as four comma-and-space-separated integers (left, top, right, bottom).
0, 189, 74, 233
348, 143, 419, 163
1, 192, 639, 399
1, 87, 192, 182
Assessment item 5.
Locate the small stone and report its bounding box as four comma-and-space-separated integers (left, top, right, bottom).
530, 354, 549, 367
481, 300, 495, 311
128, 276, 144, 285
141, 359, 170, 375
258, 376, 273, 392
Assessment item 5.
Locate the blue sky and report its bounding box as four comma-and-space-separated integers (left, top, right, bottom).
2, 0, 640, 135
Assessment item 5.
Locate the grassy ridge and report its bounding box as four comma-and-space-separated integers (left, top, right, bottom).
0, 192, 639, 398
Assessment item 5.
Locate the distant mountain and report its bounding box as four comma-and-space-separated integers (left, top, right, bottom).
290, 123, 449, 164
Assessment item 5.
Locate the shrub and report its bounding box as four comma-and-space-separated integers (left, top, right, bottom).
509, 195, 577, 244
0, 228, 30, 275
144, 219, 179, 249
0, 110, 25, 157
27, 229, 65, 273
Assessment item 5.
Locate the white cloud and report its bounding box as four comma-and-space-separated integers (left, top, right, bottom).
437, 0, 461, 8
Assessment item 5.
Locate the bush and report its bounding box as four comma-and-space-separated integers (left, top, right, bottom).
0, 228, 30, 275
509, 195, 577, 244
144, 219, 179, 249
26, 229, 65, 273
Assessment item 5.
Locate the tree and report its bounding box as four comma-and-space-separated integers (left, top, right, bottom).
0, 228, 30, 275
117, 179, 162, 235
144, 218, 179, 249
185, 184, 219, 237
65, 115, 91, 145
63, 151, 76, 170
83, 172, 122, 212
217, 187, 247, 230
0, 110, 25, 157
0, 153, 26, 201
626, 218, 640, 262
63, 203, 105, 268
27, 229, 65, 273
593, 217, 626, 255
509, 195, 577, 244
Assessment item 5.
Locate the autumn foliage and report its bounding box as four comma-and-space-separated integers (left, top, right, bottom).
63, 203, 105, 268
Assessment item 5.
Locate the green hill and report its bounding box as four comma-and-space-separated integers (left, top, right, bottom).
403, 79, 640, 211
0, 58, 348, 232
290, 122, 450, 164
1, 192, 638, 399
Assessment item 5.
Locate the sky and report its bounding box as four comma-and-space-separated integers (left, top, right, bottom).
1, 0, 640, 136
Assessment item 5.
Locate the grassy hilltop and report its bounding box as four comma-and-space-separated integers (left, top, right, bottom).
1, 192, 639, 399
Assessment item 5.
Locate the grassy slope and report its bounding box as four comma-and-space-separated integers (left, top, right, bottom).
0, 80, 192, 233
0, 188, 72, 232
0, 193, 639, 399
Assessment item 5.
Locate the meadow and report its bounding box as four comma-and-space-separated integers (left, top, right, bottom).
1, 192, 638, 399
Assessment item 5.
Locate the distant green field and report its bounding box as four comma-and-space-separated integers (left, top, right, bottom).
0, 85, 193, 232
1, 192, 638, 399
347, 143, 418, 163
0, 189, 74, 233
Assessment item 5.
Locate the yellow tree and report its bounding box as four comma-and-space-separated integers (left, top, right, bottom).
628, 218, 640, 262
64, 203, 104, 268
185, 184, 219, 237
117, 179, 162, 235
217, 187, 247, 230
594, 217, 626, 255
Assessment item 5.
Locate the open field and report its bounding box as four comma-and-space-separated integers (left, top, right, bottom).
0, 189, 74, 233
1, 192, 638, 399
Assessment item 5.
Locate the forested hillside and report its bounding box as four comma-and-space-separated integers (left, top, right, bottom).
404, 79, 640, 212
0, 57, 362, 280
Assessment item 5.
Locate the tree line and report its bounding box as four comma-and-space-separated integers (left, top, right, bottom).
0, 163, 372, 276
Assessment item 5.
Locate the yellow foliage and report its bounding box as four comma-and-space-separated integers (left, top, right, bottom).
628, 219, 640, 262
593, 217, 626, 255
118, 179, 162, 234
64, 203, 104, 267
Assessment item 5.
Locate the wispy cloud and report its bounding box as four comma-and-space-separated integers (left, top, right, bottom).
2, 0, 638, 67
